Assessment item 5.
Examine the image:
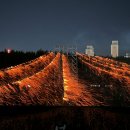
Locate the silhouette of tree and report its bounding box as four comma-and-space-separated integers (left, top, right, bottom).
0, 49, 48, 69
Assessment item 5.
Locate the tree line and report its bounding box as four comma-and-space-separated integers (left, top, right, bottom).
0, 49, 48, 69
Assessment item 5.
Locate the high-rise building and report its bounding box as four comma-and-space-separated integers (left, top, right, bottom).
111, 41, 119, 58
85, 45, 94, 56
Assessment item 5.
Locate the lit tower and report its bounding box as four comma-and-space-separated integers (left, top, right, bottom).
111, 41, 119, 58
85, 45, 94, 56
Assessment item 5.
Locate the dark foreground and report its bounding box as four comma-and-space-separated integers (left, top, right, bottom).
0, 106, 130, 130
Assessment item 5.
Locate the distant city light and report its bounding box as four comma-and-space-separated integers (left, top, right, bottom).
111, 41, 119, 58
85, 45, 94, 56
124, 52, 130, 58
6, 49, 12, 54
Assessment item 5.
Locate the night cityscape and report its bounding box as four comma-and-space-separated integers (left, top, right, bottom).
0, 0, 130, 130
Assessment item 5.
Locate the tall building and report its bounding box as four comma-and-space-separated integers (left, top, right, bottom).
111, 41, 119, 58
85, 45, 94, 56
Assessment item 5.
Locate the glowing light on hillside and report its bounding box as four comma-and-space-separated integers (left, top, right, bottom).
62, 55, 95, 106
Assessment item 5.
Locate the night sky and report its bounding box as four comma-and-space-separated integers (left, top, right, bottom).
0, 0, 130, 55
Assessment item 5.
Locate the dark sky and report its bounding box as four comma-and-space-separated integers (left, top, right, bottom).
0, 0, 130, 55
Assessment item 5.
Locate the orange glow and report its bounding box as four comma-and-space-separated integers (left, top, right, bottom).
0, 52, 55, 86
0, 52, 130, 105
0, 53, 64, 105
62, 54, 99, 106
77, 53, 130, 93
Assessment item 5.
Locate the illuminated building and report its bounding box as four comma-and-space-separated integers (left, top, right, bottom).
85, 45, 94, 56
124, 52, 130, 58
111, 41, 119, 58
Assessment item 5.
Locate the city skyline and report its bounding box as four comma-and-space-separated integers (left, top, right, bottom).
2, 40, 130, 57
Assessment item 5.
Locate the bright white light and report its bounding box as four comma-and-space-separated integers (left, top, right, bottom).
27, 85, 31, 88
7, 49, 11, 54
